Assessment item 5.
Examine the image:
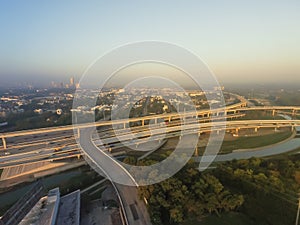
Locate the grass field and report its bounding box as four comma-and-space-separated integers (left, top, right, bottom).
234, 111, 283, 120
219, 131, 293, 154
181, 212, 258, 225
196, 130, 293, 155
130, 130, 293, 161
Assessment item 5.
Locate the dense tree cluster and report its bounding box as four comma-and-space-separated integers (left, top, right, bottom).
270, 91, 300, 106
214, 156, 300, 225
138, 161, 244, 225
2, 111, 72, 131
134, 154, 300, 225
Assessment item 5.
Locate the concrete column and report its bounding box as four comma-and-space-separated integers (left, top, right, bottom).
254, 127, 258, 132
142, 119, 144, 126
235, 128, 239, 134
77, 154, 81, 159
292, 109, 296, 116
123, 123, 126, 129
194, 147, 199, 157
154, 118, 157, 124
272, 110, 276, 116
179, 135, 182, 140
2, 137, 7, 150
168, 117, 171, 122
77, 128, 80, 139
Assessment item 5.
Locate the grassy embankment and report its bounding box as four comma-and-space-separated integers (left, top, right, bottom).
219, 131, 292, 154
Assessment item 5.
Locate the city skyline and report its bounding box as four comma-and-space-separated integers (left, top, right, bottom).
0, 1, 300, 87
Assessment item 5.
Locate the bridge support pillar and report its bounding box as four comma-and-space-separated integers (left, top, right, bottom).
235, 128, 239, 134
1, 137, 6, 150
123, 123, 126, 129
77, 154, 81, 159
168, 117, 171, 122
292, 109, 296, 117
77, 128, 80, 138
141, 119, 144, 126
194, 147, 199, 157
254, 127, 258, 132
272, 110, 276, 117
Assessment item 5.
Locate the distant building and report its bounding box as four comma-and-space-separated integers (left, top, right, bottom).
34, 109, 43, 114
70, 77, 74, 86
163, 105, 168, 112
56, 109, 62, 115
214, 86, 225, 91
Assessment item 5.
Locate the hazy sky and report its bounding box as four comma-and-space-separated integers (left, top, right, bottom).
0, 1, 299, 87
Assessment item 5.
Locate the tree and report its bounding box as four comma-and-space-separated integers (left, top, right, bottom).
123, 156, 137, 165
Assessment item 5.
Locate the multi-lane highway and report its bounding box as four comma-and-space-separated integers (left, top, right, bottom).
1, 118, 300, 168
0, 104, 299, 141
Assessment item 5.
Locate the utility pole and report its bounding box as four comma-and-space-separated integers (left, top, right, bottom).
296, 195, 300, 225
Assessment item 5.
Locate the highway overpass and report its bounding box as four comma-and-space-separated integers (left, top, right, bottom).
0, 104, 299, 149
1, 119, 300, 168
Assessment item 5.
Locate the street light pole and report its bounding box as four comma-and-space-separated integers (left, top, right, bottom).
296, 195, 300, 225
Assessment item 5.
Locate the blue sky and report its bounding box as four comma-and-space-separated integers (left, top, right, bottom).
0, 1, 299, 86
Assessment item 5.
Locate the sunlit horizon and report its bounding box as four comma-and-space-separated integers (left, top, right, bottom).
0, 1, 299, 87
